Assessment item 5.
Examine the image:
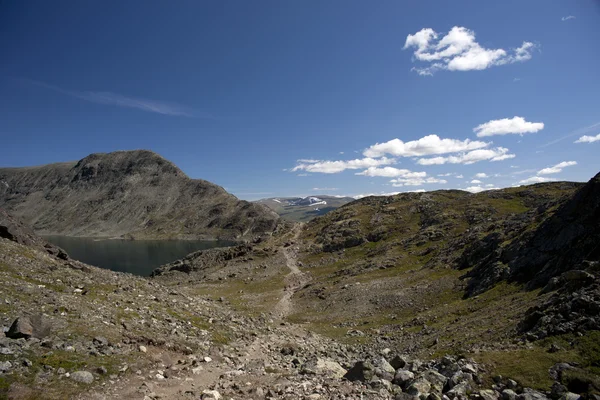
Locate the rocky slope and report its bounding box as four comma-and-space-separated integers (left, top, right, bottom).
1, 172, 600, 399
0, 150, 280, 240
152, 174, 600, 398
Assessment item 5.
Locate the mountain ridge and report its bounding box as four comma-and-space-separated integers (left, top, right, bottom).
0, 150, 280, 240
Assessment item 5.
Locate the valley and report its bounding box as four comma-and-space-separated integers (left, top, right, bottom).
0, 152, 599, 400
255, 196, 355, 222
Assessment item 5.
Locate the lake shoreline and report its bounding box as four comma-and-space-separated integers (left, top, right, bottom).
42, 235, 236, 276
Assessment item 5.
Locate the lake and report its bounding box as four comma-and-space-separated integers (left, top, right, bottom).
43, 236, 234, 276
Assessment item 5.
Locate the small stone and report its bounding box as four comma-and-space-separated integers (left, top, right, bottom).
93, 336, 108, 347
96, 366, 108, 375
203, 356, 212, 363
139, 345, 147, 353
71, 371, 94, 384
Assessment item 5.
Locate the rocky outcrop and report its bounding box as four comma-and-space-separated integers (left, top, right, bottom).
0, 208, 68, 259
520, 262, 600, 340
0, 150, 280, 240
462, 173, 600, 296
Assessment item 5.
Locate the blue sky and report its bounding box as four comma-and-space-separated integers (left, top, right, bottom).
1, 1, 599, 199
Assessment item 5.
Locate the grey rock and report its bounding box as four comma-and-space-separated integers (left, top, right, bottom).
421, 369, 447, 395
6, 317, 34, 339
343, 361, 375, 382
447, 381, 470, 397
377, 357, 397, 375
517, 389, 549, 400
0, 361, 12, 372
559, 393, 580, 400
391, 355, 410, 370
503, 390, 518, 400
406, 377, 431, 397
201, 390, 221, 399
393, 369, 415, 388
480, 389, 500, 400
71, 370, 94, 384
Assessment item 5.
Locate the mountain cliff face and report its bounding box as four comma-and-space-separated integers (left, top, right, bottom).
0, 150, 280, 240
461, 171, 600, 295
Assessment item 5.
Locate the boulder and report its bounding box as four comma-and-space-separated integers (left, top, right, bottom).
6, 317, 34, 339
390, 355, 410, 370
393, 369, 415, 388
202, 390, 222, 399
376, 357, 397, 375
301, 358, 347, 378
71, 371, 94, 384
0, 361, 12, 372
406, 377, 432, 397
421, 369, 447, 395
343, 361, 375, 382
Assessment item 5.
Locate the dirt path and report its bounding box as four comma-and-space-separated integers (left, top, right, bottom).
272, 226, 311, 320
92, 225, 316, 400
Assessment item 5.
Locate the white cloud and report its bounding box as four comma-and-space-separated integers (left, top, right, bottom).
474, 116, 544, 137
297, 173, 310, 177
417, 147, 515, 165
562, 16, 576, 21
519, 176, 555, 185
475, 173, 488, 178
297, 159, 321, 163
363, 134, 488, 158
574, 133, 600, 143
292, 157, 395, 174
356, 167, 427, 178
403, 26, 537, 75
312, 187, 338, 191
538, 161, 577, 175
353, 192, 401, 200
465, 185, 498, 193
471, 179, 483, 184
485, 184, 495, 187
390, 177, 447, 187
456, 174, 464, 179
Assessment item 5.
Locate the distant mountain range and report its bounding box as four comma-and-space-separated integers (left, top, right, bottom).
0, 150, 280, 240
255, 195, 355, 222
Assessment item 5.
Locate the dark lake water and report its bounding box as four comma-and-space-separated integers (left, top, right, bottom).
43, 236, 234, 276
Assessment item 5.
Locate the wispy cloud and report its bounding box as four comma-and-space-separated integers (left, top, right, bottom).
20, 79, 202, 117
540, 122, 600, 147
312, 187, 338, 191
561, 16, 576, 21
